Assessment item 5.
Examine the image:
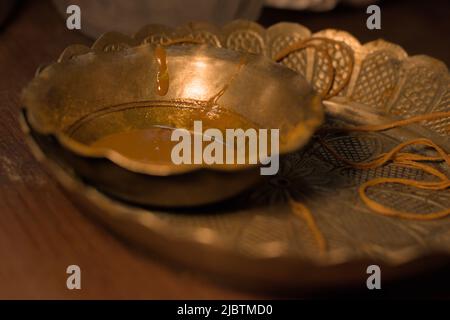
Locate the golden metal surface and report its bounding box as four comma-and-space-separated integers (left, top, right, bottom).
20, 21, 450, 290
40, 20, 449, 137
23, 43, 322, 207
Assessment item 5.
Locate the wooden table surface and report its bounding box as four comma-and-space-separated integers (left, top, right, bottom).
0, 0, 449, 299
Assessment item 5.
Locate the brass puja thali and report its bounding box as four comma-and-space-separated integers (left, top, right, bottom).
21, 21, 450, 291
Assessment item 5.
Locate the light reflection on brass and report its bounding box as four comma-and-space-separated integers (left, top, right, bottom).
209, 56, 247, 106
155, 45, 169, 96
22, 44, 323, 207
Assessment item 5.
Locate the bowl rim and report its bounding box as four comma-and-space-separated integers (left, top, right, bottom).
22, 40, 324, 176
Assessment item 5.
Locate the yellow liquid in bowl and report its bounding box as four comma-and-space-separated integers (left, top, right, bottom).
89, 106, 257, 165
91, 127, 177, 164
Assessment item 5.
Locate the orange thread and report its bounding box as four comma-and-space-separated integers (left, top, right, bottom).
289, 197, 327, 253
275, 38, 450, 244
339, 111, 450, 133
289, 112, 450, 252
273, 41, 335, 98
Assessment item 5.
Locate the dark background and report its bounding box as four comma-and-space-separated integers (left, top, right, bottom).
0, 0, 449, 299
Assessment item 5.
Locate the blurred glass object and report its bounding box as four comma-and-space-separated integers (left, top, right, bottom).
265, 0, 377, 11
52, 0, 264, 38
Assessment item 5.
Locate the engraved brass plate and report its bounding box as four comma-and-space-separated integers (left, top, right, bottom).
21, 21, 450, 290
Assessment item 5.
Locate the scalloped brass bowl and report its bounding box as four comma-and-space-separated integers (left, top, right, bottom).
22, 44, 323, 207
